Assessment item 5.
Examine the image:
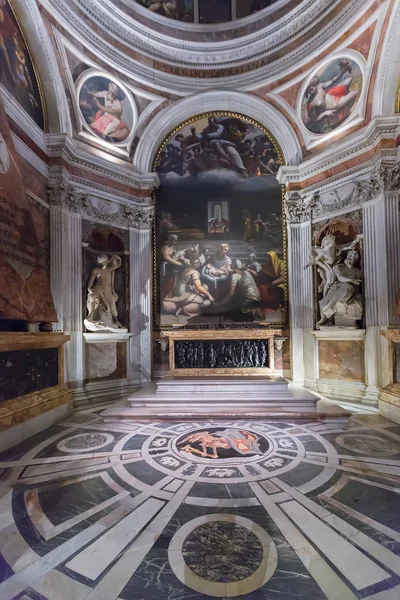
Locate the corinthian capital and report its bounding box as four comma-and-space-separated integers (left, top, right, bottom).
284, 191, 318, 224
48, 181, 87, 214
125, 204, 154, 230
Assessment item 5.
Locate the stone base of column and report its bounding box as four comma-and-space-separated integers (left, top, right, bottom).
362, 385, 380, 405
72, 379, 140, 407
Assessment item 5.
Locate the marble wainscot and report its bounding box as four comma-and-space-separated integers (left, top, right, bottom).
72, 332, 137, 406
312, 329, 367, 402
0, 332, 71, 450
380, 329, 400, 424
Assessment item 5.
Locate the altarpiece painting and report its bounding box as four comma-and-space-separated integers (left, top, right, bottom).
154, 113, 287, 328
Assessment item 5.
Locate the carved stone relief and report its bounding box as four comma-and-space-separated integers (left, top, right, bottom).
48, 182, 154, 229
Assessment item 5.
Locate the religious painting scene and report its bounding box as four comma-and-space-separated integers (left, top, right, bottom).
137, 0, 195, 21
78, 75, 134, 143
0, 0, 44, 128
0, 99, 55, 322
155, 113, 286, 327
136, 0, 278, 23
302, 57, 363, 134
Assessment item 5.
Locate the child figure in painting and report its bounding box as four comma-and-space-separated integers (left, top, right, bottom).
87, 82, 129, 141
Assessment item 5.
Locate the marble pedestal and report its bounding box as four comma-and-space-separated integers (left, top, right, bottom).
101, 376, 350, 423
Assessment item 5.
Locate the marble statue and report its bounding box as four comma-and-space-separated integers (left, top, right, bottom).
84, 254, 127, 332
305, 236, 362, 328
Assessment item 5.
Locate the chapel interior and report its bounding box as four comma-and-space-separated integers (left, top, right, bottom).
1, 1, 400, 599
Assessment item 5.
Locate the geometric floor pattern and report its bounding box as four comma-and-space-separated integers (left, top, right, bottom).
1, 402, 400, 599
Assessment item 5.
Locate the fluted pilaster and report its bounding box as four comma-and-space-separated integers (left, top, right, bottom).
129, 226, 152, 382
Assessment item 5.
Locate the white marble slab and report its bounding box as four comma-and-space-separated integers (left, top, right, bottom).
281, 500, 390, 590
66, 497, 164, 580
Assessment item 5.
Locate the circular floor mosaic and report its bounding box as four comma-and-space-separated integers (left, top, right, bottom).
169, 514, 278, 597
57, 432, 115, 453
335, 433, 400, 456
176, 427, 270, 460
183, 521, 263, 582
140, 423, 305, 484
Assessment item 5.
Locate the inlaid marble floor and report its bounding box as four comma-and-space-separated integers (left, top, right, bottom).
1, 403, 400, 600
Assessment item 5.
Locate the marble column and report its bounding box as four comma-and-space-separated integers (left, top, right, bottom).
285, 192, 316, 387
128, 209, 153, 383
49, 184, 84, 388
362, 188, 400, 402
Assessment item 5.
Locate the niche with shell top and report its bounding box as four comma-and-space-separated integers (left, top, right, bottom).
82, 224, 129, 332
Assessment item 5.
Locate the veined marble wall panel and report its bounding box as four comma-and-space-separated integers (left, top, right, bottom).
85, 341, 127, 382
318, 339, 365, 382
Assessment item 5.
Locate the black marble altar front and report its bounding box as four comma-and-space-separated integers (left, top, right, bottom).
174, 339, 269, 369
0, 348, 58, 401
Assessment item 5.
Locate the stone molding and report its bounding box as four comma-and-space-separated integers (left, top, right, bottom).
277, 116, 400, 190
285, 163, 399, 222
47, 180, 155, 230
46, 134, 159, 191
39, 0, 371, 91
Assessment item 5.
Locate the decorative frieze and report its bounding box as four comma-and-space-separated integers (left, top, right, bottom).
48, 182, 154, 229
310, 163, 399, 219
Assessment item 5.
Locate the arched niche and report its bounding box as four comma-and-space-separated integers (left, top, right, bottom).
134, 90, 302, 173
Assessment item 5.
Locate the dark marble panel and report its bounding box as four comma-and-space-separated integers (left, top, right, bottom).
0, 424, 67, 461
38, 477, 117, 526
124, 460, 167, 485
174, 339, 269, 369
0, 348, 58, 401
122, 435, 149, 450
333, 479, 400, 534
278, 462, 324, 487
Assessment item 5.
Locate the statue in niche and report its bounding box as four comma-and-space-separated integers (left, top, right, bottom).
84, 254, 127, 332
305, 235, 363, 328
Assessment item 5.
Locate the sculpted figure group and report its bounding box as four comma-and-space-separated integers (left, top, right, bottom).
305, 234, 363, 328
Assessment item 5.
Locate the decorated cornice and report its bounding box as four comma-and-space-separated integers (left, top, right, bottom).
48, 177, 155, 229
277, 115, 400, 190
285, 163, 399, 222
46, 134, 159, 192
38, 0, 378, 91
312, 163, 399, 218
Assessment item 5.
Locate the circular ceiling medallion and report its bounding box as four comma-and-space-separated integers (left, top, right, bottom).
301, 57, 363, 135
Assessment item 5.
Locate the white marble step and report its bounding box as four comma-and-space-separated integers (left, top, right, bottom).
102, 399, 351, 423
156, 376, 289, 393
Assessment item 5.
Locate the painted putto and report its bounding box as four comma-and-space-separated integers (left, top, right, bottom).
302, 58, 363, 134
78, 75, 134, 144
155, 113, 286, 327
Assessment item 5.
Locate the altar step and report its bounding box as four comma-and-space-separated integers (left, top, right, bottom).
101, 377, 351, 423
156, 376, 289, 394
